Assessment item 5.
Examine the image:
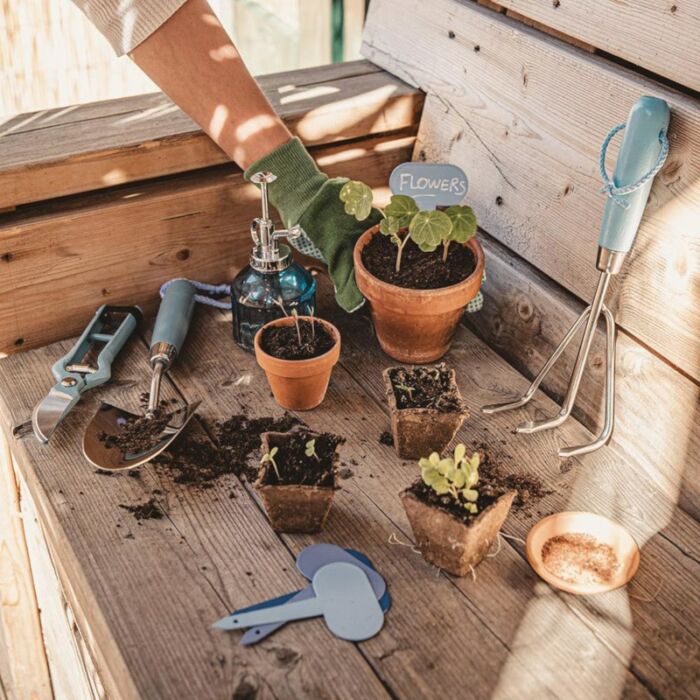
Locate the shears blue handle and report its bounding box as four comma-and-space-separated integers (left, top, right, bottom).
51, 305, 142, 398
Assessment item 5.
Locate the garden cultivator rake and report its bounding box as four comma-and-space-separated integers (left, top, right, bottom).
482, 96, 670, 457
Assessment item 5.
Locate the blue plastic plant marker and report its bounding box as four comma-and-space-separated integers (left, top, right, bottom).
389, 162, 468, 211
346, 549, 392, 613
218, 563, 385, 642
236, 546, 389, 646
295, 544, 386, 598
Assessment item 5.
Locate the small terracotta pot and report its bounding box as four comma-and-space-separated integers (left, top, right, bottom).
254, 317, 340, 411
255, 431, 338, 533
354, 225, 485, 363
383, 366, 468, 459
401, 487, 516, 576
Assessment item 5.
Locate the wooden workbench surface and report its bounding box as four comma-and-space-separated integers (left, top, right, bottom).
0, 277, 698, 700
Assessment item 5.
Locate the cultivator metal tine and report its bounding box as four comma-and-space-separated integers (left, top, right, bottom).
481, 306, 591, 416
558, 306, 616, 458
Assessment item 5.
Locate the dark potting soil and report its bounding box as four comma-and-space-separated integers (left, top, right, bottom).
261, 430, 344, 488
409, 445, 549, 524
260, 319, 335, 360
389, 364, 464, 412
379, 430, 394, 447
154, 413, 303, 484
98, 398, 183, 455
119, 497, 164, 520
362, 230, 476, 289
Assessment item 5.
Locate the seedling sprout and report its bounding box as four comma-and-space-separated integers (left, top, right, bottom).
260, 446, 281, 480
305, 439, 320, 461
419, 444, 480, 514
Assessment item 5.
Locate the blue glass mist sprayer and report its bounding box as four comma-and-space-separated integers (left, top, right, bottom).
231, 172, 317, 351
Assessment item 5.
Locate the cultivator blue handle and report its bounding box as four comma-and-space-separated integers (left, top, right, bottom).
598, 96, 670, 253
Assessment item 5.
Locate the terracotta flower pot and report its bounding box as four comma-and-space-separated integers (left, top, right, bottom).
254, 317, 340, 411
401, 487, 516, 576
383, 365, 468, 459
255, 431, 338, 533
353, 225, 485, 363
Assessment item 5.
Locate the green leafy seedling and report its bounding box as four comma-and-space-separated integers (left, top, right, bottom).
305, 438, 320, 461
260, 446, 281, 480
409, 210, 453, 254
340, 180, 374, 221
394, 381, 414, 400
338, 179, 478, 273
419, 443, 480, 514
443, 205, 477, 262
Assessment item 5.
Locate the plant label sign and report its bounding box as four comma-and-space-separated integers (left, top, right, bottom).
389, 163, 468, 210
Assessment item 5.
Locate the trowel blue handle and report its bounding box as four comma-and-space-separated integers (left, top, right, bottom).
598, 96, 670, 253
151, 279, 196, 358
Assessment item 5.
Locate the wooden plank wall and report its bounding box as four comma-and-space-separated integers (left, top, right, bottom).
0, 61, 423, 354
362, 0, 700, 520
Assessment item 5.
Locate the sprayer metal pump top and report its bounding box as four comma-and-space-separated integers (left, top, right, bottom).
249, 171, 303, 273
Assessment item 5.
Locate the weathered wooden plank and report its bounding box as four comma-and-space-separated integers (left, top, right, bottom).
0, 132, 414, 354
0, 60, 423, 208
0, 339, 393, 699
18, 466, 102, 700
362, 0, 700, 384
0, 274, 695, 696
165, 305, 626, 700
465, 233, 700, 521
315, 278, 700, 699
478, 0, 595, 52
493, 0, 700, 92
0, 427, 53, 700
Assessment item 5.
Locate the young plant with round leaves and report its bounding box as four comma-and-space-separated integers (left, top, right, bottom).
443, 205, 477, 262
338, 179, 478, 273
260, 446, 281, 480
419, 443, 480, 514
339, 180, 374, 221
379, 195, 420, 271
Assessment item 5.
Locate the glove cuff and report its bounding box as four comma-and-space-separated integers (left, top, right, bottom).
244, 137, 327, 227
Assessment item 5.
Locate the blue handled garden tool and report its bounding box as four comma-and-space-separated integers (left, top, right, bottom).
482, 96, 670, 457
32, 305, 142, 443
82, 279, 200, 471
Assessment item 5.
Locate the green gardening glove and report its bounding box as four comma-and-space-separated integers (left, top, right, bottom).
244, 137, 382, 312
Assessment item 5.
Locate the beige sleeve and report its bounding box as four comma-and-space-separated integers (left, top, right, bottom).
70, 0, 189, 55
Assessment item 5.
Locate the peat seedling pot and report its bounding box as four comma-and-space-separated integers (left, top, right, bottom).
254, 316, 340, 411
255, 430, 340, 533
384, 364, 468, 459
401, 487, 515, 577
354, 225, 484, 363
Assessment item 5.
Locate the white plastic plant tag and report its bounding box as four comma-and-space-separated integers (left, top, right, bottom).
389, 162, 468, 210
214, 562, 384, 641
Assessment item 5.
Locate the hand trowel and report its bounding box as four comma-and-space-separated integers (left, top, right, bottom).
83, 279, 200, 471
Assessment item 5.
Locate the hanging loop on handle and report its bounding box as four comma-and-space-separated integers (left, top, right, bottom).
597, 96, 670, 255
598, 123, 669, 210
160, 278, 232, 310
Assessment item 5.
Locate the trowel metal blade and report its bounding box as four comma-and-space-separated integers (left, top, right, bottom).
32, 387, 79, 443
82, 400, 200, 471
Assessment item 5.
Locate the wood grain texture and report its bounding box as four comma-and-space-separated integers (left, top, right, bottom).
0, 132, 414, 354
465, 233, 700, 522
0, 428, 52, 700
492, 0, 700, 91
315, 277, 700, 699
18, 467, 102, 700
1, 277, 697, 697
362, 0, 700, 383
0, 61, 423, 207
0, 337, 393, 700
